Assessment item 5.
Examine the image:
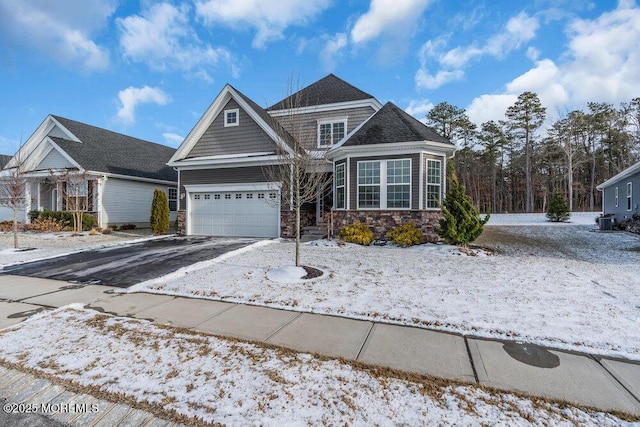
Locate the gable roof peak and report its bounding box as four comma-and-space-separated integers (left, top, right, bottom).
267, 74, 377, 110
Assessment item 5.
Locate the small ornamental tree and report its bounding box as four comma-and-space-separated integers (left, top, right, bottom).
547, 193, 570, 222
150, 189, 170, 234
436, 162, 490, 247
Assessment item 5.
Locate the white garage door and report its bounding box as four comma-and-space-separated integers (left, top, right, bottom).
190, 190, 280, 237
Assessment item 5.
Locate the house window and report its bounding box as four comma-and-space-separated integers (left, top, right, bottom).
357, 159, 411, 209
194, 194, 201, 200
426, 160, 442, 209
168, 188, 177, 211
335, 163, 345, 209
627, 182, 633, 211
615, 187, 619, 207
358, 161, 381, 208
318, 119, 346, 147
204, 194, 211, 200
214, 194, 221, 200
387, 160, 410, 208
225, 194, 231, 199
258, 193, 264, 199
224, 109, 239, 127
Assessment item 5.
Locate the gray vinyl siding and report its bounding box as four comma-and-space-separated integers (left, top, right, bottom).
273, 106, 376, 151
187, 99, 277, 158
602, 171, 640, 221
347, 153, 420, 210
36, 148, 74, 170
179, 166, 273, 209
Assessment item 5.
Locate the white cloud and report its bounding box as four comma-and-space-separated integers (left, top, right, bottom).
416, 11, 539, 90
162, 132, 184, 147
195, 0, 331, 48
118, 3, 235, 80
319, 33, 347, 71
466, 1, 640, 126
466, 94, 518, 127
404, 99, 434, 123
351, 0, 433, 44
415, 69, 464, 90
0, 0, 114, 71
117, 86, 172, 125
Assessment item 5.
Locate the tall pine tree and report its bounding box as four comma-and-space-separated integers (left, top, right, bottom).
437, 162, 490, 247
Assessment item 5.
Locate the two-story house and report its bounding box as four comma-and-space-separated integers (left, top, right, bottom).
168, 74, 455, 238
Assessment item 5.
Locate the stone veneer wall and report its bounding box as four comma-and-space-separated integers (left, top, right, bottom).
280, 209, 315, 238
331, 210, 443, 242
177, 210, 186, 235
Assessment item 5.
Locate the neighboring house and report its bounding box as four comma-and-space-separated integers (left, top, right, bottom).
597, 161, 640, 222
0, 115, 177, 228
168, 74, 455, 238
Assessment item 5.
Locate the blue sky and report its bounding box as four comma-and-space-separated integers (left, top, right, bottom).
0, 0, 639, 155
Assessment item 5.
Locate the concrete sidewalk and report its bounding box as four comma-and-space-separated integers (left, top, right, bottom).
1, 274, 639, 423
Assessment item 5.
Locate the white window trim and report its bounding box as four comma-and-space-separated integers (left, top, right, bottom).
335, 163, 346, 210
615, 186, 619, 207
425, 159, 442, 210
627, 182, 632, 211
356, 159, 412, 210
224, 108, 239, 127
317, 117, 347, 148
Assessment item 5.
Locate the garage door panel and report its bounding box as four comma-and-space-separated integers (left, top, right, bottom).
190, 190, 279, 237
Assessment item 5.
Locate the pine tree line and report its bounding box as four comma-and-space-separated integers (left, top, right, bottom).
426, 95, 640, 213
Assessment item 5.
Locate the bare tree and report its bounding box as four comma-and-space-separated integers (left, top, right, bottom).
0, 153, 28, 248
264, 78, 333, 267
52, 168, 93, 233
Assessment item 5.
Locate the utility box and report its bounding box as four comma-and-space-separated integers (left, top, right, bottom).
599, 217, 613, 231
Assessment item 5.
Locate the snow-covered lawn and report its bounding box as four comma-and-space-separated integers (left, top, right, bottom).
0, 231, 160, 267
0, 306, 630, 426
129, 213, 640, 360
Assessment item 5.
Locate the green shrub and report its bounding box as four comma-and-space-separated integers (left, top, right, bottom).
387, 223, 423, 247
436, 162, 489, 247
546, 193, 570, 222
338, 221, 375, 246
150, 189, 170, 234
34, 210, 94, 231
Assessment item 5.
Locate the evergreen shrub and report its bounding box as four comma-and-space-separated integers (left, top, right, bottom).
338, 221, 374, 246
387, 223, 423, 247
546, 193, 571, 222
150, 189, 170, 234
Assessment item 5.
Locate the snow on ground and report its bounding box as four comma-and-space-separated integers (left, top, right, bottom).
130, 214, 640, 360
485, 212, 599, 226
0, 231, 161, 267
0, 306, 630, 426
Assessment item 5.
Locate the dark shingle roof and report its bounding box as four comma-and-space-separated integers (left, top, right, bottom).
50, 116, 177, 182
343, 102, 453, 147
267, 74, 376, 110
0, 154, 11, 169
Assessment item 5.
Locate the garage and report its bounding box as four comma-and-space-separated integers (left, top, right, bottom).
189, 189, 280, 237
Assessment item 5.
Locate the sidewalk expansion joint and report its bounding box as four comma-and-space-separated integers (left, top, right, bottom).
592, 355, 640, 405
264, 311, 304, 342
355, 323, 376, 361
464, 336, 480, 384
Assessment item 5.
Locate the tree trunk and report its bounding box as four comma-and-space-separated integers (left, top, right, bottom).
12, 207, 19, 249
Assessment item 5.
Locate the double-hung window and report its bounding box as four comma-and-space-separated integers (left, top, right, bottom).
627, 182, 633, 211
335, 163, 345, 209
386, 160, 410, 208
426, 159, 442, 208
357, 159, 411, 209
318, 119, 346, 147
168, 188, 178, 211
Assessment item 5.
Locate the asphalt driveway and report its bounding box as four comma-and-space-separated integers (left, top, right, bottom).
0, 236, 259, 288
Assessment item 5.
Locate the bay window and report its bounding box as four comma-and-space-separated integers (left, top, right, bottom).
426, 159, 442, 209
357, 159, 411, 209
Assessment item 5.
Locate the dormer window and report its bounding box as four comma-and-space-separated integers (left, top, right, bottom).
224, 109, 239, 127
318, 119, 346, 147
